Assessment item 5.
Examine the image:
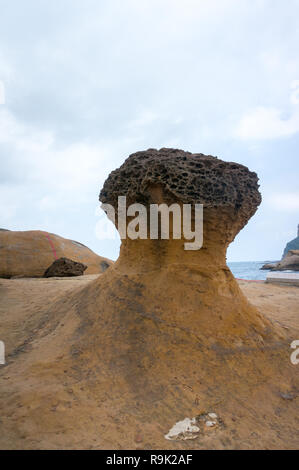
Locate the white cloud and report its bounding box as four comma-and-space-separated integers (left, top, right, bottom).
0, 184, 21, 226
266, 192, 299, 212
0, 108, 54, 150
291, 80, 299, 104
235, 106, 299, 140
0, 108, 112, 195
0, 80, 5, 105
0, 0, 299, 260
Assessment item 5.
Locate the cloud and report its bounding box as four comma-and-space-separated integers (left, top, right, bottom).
235, 106, 299, 140
0, 0, 299, 260
266, 192, 299, 212
291, 80, 299, 104
0, 108, 54, 151
0, 81, 4, 105
0, 184, 19, 225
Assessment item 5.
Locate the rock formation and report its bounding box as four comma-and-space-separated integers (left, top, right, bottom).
261, 224, 299, 271
0, 230, 112, 278
44, 257, 88, 278
282, 224, 299, 258
273, 250, 299, 271
0, 149, 297, 450
98, 148, 276, 344
260, 262, 277, 270
261, 250, 299, 271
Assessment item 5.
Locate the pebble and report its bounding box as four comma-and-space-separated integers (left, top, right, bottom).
205, 420, 217, 427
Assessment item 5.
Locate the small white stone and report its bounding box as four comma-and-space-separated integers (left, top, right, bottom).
205, 420, 217, 427
165, 417, 200, 440
208, 413, 218, 419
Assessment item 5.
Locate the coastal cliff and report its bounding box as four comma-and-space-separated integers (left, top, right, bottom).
283, 224, 299, 258
261, 224, 299, 271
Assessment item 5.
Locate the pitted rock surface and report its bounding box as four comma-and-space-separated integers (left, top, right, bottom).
43, 257, 87, 278
100, 148, 261, 221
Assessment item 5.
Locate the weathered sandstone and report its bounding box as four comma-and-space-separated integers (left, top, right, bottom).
0, 230, 112, 278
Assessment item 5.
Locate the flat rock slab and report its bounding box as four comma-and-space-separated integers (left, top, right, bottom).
266, 272, 299, 286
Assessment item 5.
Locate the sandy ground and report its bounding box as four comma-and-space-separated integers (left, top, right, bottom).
1, 276, 298, 357
0, 275, 97, 357
0, 275, 298, 449
237, 279, 299, 335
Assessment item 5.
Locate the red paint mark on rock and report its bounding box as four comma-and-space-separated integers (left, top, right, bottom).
45, 233, 58, 260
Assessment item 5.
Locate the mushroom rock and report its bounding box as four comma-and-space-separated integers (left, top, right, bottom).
1, 149, 297, 449
99, 148, 271, 342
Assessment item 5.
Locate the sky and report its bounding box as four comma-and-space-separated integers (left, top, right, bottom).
0, 0, 298, 262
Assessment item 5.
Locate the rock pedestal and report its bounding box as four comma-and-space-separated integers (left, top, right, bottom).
98, 148, 272, 343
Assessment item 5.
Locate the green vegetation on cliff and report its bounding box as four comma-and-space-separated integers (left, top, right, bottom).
283, 233, 299, 258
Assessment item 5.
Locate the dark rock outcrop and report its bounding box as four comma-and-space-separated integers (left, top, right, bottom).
43, 257, 87, 278
100, 260, 110, 271
260, 263, 277, 270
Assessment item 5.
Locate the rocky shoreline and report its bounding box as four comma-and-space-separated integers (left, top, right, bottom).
261, 249, 299, 271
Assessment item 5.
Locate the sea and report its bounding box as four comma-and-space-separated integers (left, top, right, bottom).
227, 261, 276, 281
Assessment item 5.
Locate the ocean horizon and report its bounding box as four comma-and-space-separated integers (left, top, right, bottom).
228, 260, 283, 281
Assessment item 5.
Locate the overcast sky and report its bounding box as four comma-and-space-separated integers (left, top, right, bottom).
0, 0, 298, 261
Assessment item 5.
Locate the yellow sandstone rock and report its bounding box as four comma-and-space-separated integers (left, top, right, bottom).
0, 230, 112, 278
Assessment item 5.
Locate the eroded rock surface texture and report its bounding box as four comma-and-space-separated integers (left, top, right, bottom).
100, 148, 261, 248
101, 147, 261, 209
43, 257, 87, 278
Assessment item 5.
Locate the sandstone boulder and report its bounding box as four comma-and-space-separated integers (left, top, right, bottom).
0, 230, 112, 278
43, 257, 87, 278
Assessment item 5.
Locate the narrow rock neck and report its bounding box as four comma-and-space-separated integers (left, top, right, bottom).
114, 237, 228, 274
112, 206, 239, 275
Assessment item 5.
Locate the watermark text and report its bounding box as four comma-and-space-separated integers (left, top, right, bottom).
97, 197, 203, 250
